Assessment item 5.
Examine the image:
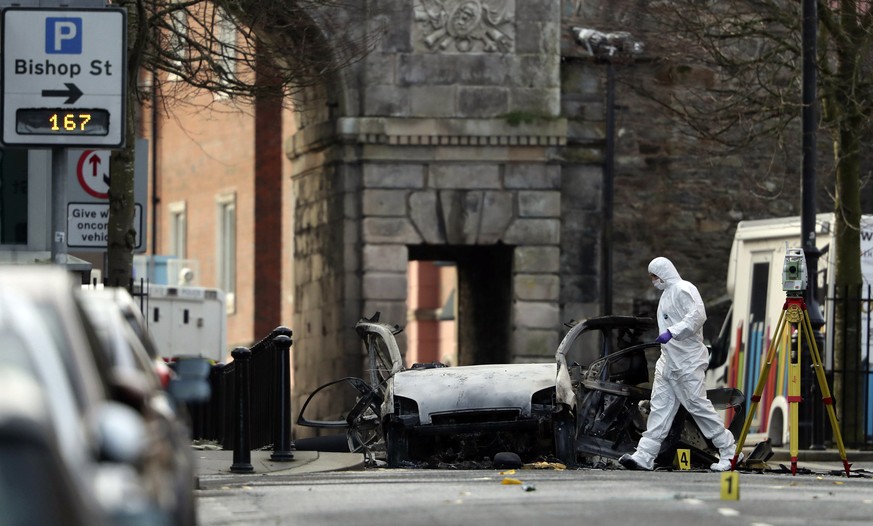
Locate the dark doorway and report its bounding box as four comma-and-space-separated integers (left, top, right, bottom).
409, 245, 514, 365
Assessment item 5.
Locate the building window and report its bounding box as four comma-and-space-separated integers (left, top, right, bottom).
216, 193, 236, 313
0, 149, 28, 245
214, 9, 237, 94
168, 201, 186, 258
167, 4, 189, 82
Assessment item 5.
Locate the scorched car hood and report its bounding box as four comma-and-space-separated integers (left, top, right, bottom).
391, 363, 556, 425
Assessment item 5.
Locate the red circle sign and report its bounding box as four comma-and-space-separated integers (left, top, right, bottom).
76, 150, 110, 199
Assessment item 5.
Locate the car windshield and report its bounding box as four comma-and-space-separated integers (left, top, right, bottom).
0, 333, 36, 374
558, 316, 657, 367
367, 335, 397, 387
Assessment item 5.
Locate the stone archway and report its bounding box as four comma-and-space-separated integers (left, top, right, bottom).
287, 1, 575, 424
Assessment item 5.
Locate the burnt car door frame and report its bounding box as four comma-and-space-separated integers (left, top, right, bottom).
556, 317, 746, 467
296, 314, 404, 458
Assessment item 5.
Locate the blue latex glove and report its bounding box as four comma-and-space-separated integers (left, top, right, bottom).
656, 330, 672, 344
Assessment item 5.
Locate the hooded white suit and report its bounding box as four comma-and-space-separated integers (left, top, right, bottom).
624, 257, 737, 470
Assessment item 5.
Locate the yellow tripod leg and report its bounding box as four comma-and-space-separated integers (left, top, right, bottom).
788, 318, 800, 475
799, 309, 852, 477
732, 308, 789, 470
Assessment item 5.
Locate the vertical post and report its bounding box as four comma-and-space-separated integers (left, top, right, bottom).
602, 61, 615, 318
599, 61, 616, 359
51, 148, 68, 264
230, 347, 253, 473
271, 333, 295, 461
800, 0, 824, 450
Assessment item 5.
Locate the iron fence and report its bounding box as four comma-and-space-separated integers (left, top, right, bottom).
186, 326, 292, 450
823, 284, 873, 449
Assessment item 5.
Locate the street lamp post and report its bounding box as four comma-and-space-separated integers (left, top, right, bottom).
800, 0, 826, 450
572, 28, 643, 321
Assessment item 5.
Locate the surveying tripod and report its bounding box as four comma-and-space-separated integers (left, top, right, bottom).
730, 294, 851, 476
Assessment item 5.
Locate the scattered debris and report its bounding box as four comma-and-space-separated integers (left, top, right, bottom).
524, 461, 566, 470
494, 452, 523, 470
191, 440, 221, 451
501, 477, 523, 485
775, 465, 814, 475
828, 468, 872, 479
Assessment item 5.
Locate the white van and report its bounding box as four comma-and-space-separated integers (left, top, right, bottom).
706, 213, 873, 446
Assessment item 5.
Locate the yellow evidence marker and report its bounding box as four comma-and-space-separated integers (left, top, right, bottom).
675, 449, 691, 470
720, 471, 740, 500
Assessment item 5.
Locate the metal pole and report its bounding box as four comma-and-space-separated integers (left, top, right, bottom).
602, 61, 615, 318
51, 148, 68, 264
800, 0, 825, 450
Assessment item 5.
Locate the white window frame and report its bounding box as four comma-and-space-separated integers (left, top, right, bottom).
168, 200, 187, 258
216, 192, 236, 314
213, 9, 238, 98
167, 2, 189, 82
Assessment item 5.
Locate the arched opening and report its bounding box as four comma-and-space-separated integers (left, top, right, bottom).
408, 245, 514, 366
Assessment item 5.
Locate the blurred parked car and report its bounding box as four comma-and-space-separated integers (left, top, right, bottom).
78, 286, 204, 526
0, 267, 203, 526
0, 368, 108, 526
0, 284, 150, 526
81, 286, 175, 387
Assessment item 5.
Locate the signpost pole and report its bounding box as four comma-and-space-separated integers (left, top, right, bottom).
51, 147, 68, 264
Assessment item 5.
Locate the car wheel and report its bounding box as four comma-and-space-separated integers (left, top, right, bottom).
385, 422, 409, 468
553, 409, 576, 467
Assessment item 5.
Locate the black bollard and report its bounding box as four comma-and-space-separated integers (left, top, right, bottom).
230, 347, 254, 473
271, 333, 295, 461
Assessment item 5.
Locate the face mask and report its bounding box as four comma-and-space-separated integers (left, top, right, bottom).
652, 278, 666, 290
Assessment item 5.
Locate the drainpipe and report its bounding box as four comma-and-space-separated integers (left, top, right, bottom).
150, 1, 160, 254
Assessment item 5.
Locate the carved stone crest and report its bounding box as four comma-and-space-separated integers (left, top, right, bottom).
413, 0, 515, 53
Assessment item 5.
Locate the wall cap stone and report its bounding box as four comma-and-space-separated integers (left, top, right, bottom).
289, 117, 568, 158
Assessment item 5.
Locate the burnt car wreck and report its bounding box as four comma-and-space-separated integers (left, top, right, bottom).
297, 314, 746, 469
557, 316, 746, 468
298, 314, 570, 467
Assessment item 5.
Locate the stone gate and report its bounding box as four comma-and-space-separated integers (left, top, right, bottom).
288, 1, 607, 422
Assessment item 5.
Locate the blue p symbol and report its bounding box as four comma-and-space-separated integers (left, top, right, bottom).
45, 18, 82, 54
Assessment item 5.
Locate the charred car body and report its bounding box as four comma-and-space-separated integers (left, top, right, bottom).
557, 316, 746, 468
298, 314, 745, 469
299, 314, 571, 467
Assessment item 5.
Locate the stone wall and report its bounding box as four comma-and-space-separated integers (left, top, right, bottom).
288, 0, 569, 421
288, 0, 867, 423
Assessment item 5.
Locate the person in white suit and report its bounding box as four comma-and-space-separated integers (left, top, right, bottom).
619, 257, 742, 472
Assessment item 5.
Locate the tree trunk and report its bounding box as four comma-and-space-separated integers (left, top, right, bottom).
830, 36, 864, 445
105, 2, 144, 287
105, 89, 137, 287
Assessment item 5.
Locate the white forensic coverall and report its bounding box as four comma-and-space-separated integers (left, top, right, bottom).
623, 257, 737, 471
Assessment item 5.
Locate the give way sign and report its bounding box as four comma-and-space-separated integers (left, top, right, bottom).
65, 142, 148, 252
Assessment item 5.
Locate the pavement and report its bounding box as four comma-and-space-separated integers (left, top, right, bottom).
193, 444, 873, 487
194, 448, 366, 486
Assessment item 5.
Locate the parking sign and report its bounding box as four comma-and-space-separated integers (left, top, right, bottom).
46, 18, 83, 54
1, 8, 127, 147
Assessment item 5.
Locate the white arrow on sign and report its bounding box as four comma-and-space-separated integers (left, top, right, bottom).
75, 149, 110, 199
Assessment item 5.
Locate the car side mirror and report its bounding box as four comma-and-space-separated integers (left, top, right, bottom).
167, 357, 212, 403
95, 401, 147, 465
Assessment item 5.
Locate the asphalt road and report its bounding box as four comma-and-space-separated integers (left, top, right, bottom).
196, 466, 873, 526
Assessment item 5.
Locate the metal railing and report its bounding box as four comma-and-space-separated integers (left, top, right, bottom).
823, 285, 873, 449
187, 326, 293, 450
